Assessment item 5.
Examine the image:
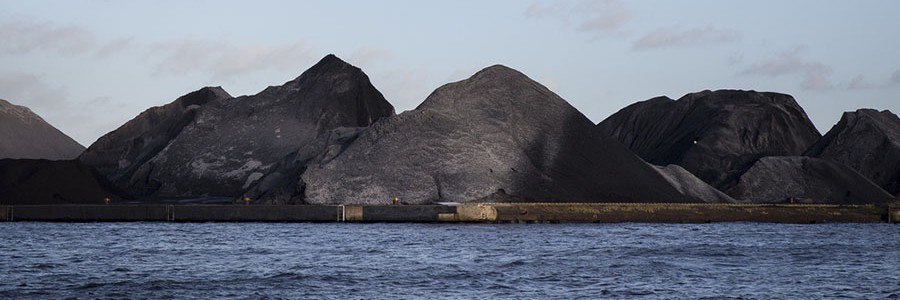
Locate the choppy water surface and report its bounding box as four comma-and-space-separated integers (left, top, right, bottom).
1, 222, 898, 299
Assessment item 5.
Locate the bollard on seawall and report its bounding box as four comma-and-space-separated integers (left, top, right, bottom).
890, 206, 899, 223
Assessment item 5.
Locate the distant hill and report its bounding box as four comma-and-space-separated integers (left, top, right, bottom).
0, 99, 84, 160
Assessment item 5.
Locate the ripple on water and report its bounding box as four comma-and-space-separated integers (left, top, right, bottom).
0, 222, 898, 299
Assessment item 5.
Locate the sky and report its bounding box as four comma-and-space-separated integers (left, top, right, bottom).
1, 0, 898, 146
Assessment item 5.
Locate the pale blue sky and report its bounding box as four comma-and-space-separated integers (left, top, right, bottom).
1, 0, 898, 145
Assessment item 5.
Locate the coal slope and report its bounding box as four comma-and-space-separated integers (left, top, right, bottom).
0, 99, 84, 160
805, 109, 900, 196
79, 87, 232, 197
726, 156, 894, 204
81, 54, 394, 199
0, 159, 122, 205
300, 65, 726, 205
598, 90, 821, 188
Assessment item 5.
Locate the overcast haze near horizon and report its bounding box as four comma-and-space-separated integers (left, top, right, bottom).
1, 0, 898, 146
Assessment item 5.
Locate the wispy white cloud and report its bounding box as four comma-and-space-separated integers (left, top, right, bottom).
572, 0, 631, 34
92, 37, 137, 59
349, 47, 393, 66
740, 46, 809, 77
846, 75, 878, 90
524, 2, 567, 19
845, 70, 900, 90
632, 26, 740, 50
0, 70, 131, 145
525, 0, 631, 38
0, 20, 97, 55
146, 37, 315, 81
740, 47, 900, 91
739, 46, 835, 91
0, 71, 68, 108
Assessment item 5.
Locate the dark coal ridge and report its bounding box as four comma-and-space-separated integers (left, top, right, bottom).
725, 156, 894, 204
598, 89, 822, 189
805, 109, 900, 196
243, 126, 364, 204
0, 159, 123, 205
79, 86, 231, 196
81, 54, 394, 200
299, 65, 718, 204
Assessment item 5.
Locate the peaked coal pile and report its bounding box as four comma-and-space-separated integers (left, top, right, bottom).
0, 99, 84, 160
805, 109, 900, 196
79, 87, 231, 196
725, 156, 894, 204
0, 159, 121, 204
80, 54, 394, 199
598, 90, 821, 188
299, 65, 724, 205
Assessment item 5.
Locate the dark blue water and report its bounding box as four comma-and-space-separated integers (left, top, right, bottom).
1, 222, 898, 299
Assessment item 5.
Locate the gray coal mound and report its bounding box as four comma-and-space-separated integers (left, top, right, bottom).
805, 109, 900, 196
298, 65, 719, 204
1, 99, 84, 160
80, 54, 394, 199
598, 90, 821, 188
725, 156, 894, 204
79, 86, 231, 196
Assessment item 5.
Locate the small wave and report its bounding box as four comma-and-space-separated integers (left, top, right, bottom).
499, 260, 527, 268
76, 282, 107, 290
267, 272, 302, 280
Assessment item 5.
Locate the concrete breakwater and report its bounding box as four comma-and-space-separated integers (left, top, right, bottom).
0, 203, 896, 223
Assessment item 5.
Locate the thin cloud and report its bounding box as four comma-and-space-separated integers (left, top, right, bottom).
846, 71, 900, 90
0, 71, 68, 109
0, 70, 131, 145
799, 63, 834, 91
0, 20, 97, 55
739, 46, 835, 91
349, 47, 393, 66
632, 26, 740, 50
525, 0, 631, 38
92, 37, 137, 59
573, 0, 631, 34
147, 37, 315, 81
524, 2, 567, 19
846, 75, 877, 90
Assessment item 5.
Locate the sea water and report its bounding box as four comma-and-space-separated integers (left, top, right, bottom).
1, 222, 898, 299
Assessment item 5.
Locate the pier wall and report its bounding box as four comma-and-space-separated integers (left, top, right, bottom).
0, 203, 894, 223
491, 203, 889, 224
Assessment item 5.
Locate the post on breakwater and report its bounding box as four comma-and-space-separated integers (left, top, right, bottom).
890, 205, 899, 223
1, 206, 12, 221
165, 205, 175, 222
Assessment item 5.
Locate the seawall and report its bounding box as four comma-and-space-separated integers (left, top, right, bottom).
0, 203, 895, 224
